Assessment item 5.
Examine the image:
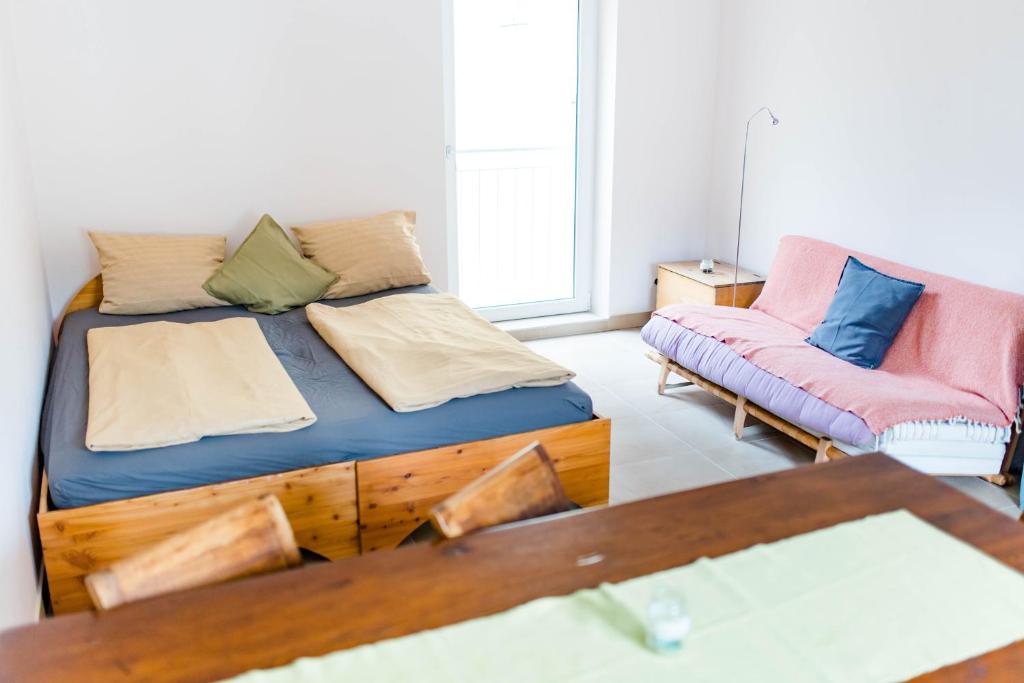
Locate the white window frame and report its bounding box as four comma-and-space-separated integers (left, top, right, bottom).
443, 0, 596, 322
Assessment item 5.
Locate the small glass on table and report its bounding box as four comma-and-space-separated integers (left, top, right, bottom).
645, 585, 692, 654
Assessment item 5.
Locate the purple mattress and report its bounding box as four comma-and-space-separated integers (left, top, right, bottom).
641, 315, 875, 447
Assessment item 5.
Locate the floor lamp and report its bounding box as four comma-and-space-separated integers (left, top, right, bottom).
733, 106, 779, 306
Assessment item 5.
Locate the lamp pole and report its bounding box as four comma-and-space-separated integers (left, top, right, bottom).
733, 106, 779, 306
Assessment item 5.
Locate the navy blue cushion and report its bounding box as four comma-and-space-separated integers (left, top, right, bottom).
806, 256, 925, 369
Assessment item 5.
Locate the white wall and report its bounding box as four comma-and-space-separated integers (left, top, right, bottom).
707, 0, 1024, 293
600, 0, 720, 315
13, 0, 1024, 321
11, 0, 721, 319
12, 0, 448, 314
0, 0, 51, 629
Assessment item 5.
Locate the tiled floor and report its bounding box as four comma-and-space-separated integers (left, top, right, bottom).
525, 328, 1022, 519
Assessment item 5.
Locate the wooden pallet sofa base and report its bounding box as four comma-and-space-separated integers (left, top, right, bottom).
39, 417, 611, 614
647, 351, 1018, 486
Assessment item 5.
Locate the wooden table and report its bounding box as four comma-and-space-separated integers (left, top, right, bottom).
4, 455, 1023, 682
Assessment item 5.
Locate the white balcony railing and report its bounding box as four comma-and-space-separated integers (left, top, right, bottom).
456, 147, 576, 310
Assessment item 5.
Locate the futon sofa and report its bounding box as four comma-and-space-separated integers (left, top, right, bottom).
642, 236, 1024, 480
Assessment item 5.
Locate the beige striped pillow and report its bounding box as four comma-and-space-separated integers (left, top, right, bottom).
89, 232, 229, 314
291, 210, 431, 299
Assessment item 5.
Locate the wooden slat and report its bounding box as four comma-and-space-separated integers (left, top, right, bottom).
6, 455, 1024, 682
357, 418, 611, 552
430, 442, 572, 539
54, 274, 103, 343
38, 470, 49, 515
85, 495, 301, 610
744, 400, 847, 459
645, 351, 739, 403
40, 461, 358, 614
989, 406, 1022, 486
733, 396, 748, 438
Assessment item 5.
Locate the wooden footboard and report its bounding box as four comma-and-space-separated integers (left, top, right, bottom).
39, 417, 611, 614
39, 462, 359, 615
357, 417, 612, 552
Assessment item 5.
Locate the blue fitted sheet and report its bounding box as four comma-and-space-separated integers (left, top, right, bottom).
42, 286, 592, 508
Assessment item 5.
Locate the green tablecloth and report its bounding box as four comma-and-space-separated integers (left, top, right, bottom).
228, 511, 1024, 682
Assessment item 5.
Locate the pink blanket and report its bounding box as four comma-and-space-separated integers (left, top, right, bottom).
656, 236, 1024, 433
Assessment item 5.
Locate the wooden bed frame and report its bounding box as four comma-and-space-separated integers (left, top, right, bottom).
40, 277, 611, 614
649, 351, 1020, 486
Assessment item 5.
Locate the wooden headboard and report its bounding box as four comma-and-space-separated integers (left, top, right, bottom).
54, 275, 103, 343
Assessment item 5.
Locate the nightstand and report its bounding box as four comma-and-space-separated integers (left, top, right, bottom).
655, 261, 766, 309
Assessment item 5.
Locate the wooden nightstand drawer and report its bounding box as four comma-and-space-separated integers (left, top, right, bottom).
656, 261, 765, 310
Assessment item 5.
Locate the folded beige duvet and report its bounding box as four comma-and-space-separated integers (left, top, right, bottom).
306, 294, 574, 412
86, 318, 316, 451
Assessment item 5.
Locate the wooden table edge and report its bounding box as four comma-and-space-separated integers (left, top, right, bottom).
4, 454, 1024, 682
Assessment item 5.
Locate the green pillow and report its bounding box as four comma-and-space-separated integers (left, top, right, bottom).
204, 214, 338, 314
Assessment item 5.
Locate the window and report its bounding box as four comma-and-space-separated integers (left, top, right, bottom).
449, 0, 593, 320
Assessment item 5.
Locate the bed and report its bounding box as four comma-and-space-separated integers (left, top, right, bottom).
39, 277, 610, 614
